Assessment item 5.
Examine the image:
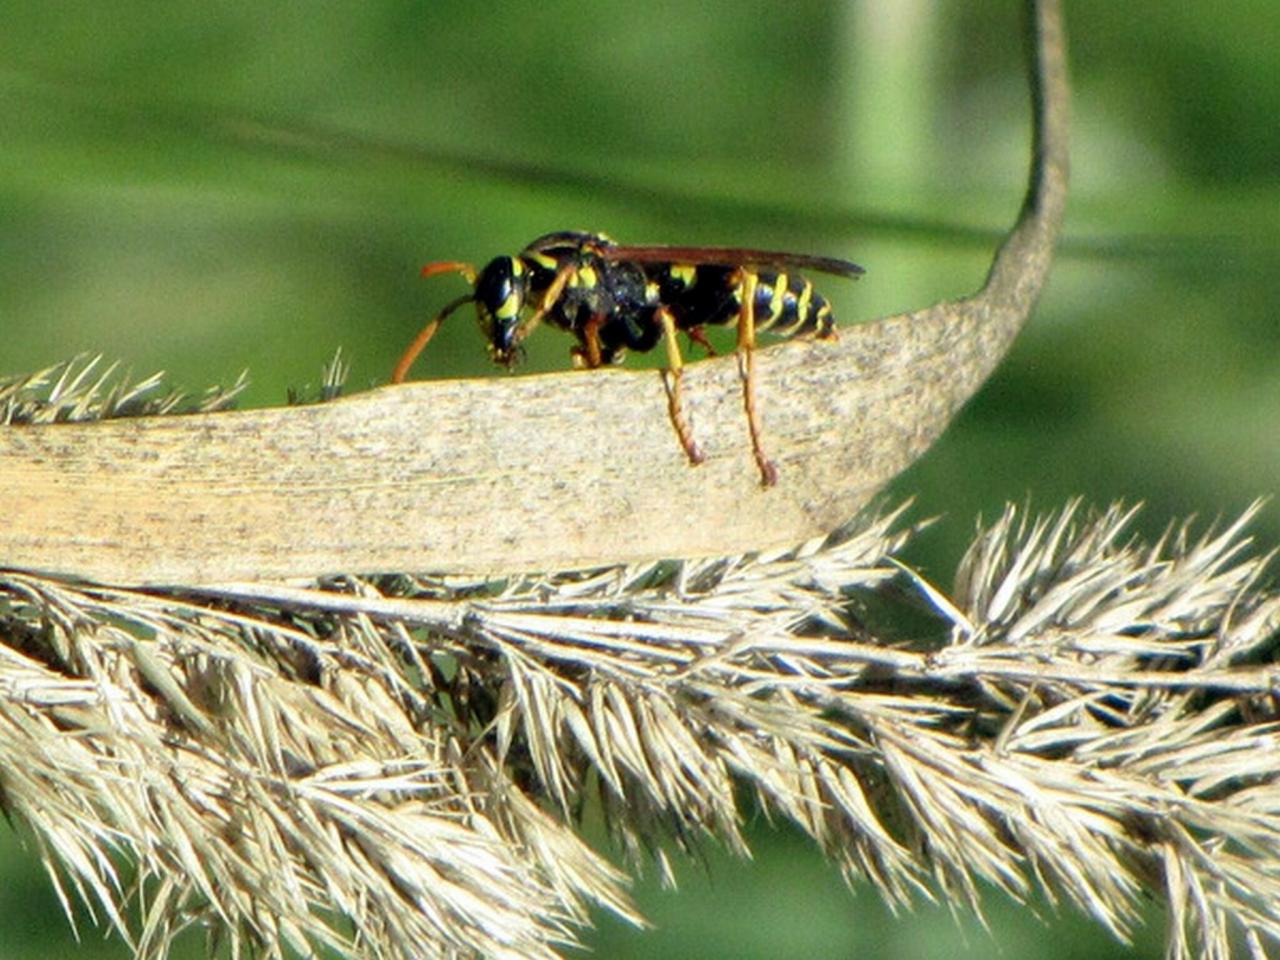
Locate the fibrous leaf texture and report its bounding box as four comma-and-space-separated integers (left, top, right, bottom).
2, 361, 1280, 960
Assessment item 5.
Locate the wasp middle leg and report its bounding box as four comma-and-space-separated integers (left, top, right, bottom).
570, 313, 607, 369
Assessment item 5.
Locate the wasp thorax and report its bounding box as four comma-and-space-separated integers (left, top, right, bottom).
474, 255, 528, 367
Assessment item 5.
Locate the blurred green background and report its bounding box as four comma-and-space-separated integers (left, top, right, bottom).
1, 0, 1276, 957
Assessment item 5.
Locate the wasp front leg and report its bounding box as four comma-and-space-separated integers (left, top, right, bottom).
657, 307, 706, 467
518, 263, 576, 345
735, 271, 778, 487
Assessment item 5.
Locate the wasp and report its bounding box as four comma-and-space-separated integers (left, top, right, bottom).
391, 231, 863, 486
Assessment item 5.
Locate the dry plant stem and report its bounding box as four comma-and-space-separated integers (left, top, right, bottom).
0, 2, 1068, 586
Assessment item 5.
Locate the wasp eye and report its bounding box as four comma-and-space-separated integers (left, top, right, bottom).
474, 256, 526, 363
475, 258, 520, 321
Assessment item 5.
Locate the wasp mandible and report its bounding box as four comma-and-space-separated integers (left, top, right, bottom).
391, 231, 863, 486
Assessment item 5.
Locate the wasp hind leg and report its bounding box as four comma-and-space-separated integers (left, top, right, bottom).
736, 272, 778, 487
657, 308, 706, 467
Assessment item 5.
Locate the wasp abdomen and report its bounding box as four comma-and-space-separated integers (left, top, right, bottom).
752, 271, 836, 339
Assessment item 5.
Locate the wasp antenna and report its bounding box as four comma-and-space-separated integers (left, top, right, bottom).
391, 293, 473, 384
420, 260, 478, 283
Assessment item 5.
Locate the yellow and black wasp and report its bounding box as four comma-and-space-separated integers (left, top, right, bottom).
391, 230, 863, 486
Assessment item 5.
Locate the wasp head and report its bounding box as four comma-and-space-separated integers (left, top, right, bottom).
474, 255, 529, 369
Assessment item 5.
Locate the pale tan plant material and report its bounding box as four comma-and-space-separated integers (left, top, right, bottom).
3, 462, 1280, 959
0, 354, 247, 425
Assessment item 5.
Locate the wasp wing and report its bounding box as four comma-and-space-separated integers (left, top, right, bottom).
604, 245, 864, 279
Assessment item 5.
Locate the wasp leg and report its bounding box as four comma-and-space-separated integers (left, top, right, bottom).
572, 338, 625, 368
735, 271, 778, 486
569, 314, 605, 369
582, 313, 605, 368
518, 263, 576, 344
657, 307, 705, 466
686, 325, 718, 357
